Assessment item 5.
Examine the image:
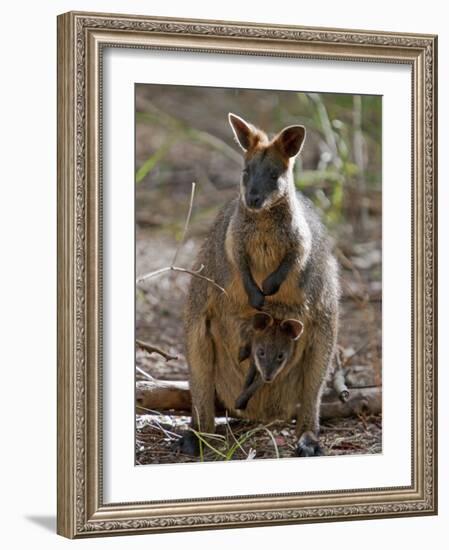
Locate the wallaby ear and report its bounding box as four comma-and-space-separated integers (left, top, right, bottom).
280, 319, 304, 341
228, 113, 255, 152
274, 125, 306, 158
252, 312, 274, 331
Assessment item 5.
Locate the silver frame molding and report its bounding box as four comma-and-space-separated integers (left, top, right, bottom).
57, 11, 438, 538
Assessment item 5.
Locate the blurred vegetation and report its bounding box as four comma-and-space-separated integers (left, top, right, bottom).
135, 85, 381, 240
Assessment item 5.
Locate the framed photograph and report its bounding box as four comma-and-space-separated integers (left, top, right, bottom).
57, 11, 437, 538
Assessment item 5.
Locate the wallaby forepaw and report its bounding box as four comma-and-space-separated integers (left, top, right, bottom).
238, 344, 251, 363
249, 289, 265, 310
176, 431, 200, 456
235, 395, 248, 411
295, 431, 324, 457
262, 276, 280, 296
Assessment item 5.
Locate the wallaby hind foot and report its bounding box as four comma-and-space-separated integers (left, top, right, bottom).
176, 431, 200, 456
295, 431, 324, 457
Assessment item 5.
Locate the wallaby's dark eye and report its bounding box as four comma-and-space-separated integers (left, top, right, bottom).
277, 352, 284, 361
270, 172, 278, 181
258, 349, 265, 358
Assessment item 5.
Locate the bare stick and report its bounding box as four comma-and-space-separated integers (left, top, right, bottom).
136, 266, 172, 283
332, 368, 349, 403
137, 264, 227, 295
136, 365, 156, 381
136, 339, 178, 362
332, 346, 349, 403
136, 181, 227, 296
171, 181, 196, 267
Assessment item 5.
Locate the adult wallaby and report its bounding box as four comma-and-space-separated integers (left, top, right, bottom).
235, 312, 304, 411
180, 113, 340, 458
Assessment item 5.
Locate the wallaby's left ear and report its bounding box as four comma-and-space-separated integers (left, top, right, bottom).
280, 319, 304, 340
275, 125, 306, 158
228, 113, 255, 152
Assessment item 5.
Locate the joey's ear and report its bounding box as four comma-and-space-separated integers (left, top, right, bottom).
274, 125, 306, 158
252, 312, 274, 331
228, 113, 256, 152
280, 319, 304, 341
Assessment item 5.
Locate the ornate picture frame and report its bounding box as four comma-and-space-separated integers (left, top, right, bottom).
57, 11, 437, 538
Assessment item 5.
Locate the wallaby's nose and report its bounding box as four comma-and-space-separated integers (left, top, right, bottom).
247, 193, 263, 209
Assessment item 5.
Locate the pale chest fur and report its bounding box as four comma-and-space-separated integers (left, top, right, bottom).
224, 213, 306, 310
245, 229, 286, 274
225, 212, 288, 275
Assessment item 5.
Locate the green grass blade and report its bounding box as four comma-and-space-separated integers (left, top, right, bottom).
135, 140, 174, 184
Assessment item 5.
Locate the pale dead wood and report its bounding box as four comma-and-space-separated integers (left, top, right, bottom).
332, 345, 350, 403
136, 379, 381, 420
136, 379, 192, 413
332, 368, 350, 403
320, 387, 381, 419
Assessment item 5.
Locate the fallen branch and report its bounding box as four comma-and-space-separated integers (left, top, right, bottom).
320, 387, 381, 419
332, 368, 349, 403
332, 346, 350, 403
136, 379, 381, 420
136, 339, 178, 362
136, 378, 191, 411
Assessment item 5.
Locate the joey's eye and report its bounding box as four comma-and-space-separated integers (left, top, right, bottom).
270, 172, 278, 181
258, 349, 265, 358
277, 352, 284, 362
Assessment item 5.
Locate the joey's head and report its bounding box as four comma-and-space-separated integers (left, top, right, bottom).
250, 312, 304, 383
228, 113, 306, 212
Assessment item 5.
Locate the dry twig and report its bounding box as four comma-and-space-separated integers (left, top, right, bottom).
171, 181, 196, 266
136, 181, 227, 295
137, 264, 227, 295
135, 182, 227, 372
136, 340, 178, 362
